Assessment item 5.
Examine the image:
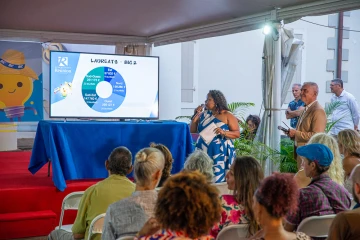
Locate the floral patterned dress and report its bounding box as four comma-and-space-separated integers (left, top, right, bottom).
210, 194, 249, 238
137, 229, 214, 240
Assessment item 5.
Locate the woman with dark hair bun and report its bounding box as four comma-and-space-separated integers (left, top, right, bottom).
251, 173, 310, 240
190, 90, 240, 183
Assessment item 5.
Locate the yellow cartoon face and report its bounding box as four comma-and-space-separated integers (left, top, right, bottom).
0, 74, 33, 107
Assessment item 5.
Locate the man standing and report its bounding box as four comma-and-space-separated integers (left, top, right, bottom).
285, 143, 351, 233
329, 78, 359, 135
287, 82, 327, 170
286, 83, 305, 128
48, 146, 135, 240
328, 164, 360, 240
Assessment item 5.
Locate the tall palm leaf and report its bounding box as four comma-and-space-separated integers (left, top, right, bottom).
228, 102, 255, 120
325, 100, 345, 133
325, 101, 343, 116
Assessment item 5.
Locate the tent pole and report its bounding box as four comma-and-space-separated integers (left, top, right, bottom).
270, 22, 282, 173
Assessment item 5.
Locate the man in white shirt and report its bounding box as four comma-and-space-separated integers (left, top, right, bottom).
329, 79, 360, 135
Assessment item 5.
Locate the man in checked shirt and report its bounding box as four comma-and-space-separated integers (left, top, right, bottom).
284, 143, 351, 237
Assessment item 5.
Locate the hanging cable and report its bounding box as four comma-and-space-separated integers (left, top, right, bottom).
299, 18, 360, 33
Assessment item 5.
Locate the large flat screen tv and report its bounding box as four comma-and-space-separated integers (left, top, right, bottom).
49, 51, 159, 119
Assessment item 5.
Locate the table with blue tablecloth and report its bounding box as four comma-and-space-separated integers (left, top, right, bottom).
29, 120, 194, 191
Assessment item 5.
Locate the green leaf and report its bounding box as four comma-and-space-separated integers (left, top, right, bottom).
175, 116, 192, 120
325, 101, 344, 116
228, 102, 255, 120
325, 100, 345, 133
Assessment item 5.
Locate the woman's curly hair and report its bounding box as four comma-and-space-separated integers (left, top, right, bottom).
155, 171, 221, 238
255, 173, 299, 218
208, 90, 229, 114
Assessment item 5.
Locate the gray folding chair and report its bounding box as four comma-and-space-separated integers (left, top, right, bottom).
55, 191, 85, 232
216, 224, 249, 240
116, 236, 136, 240
297, 214, 336, 238
212, 182, 230, 195
87, 213, 106, 240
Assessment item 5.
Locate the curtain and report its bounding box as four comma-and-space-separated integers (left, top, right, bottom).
255, 27, 303, 175
281, 28, 304, 104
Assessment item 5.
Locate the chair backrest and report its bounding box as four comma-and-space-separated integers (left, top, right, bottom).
350, 199, 356, 209
216, 224, 249, 240
87, 213, 106, 240
116, 236, 136, 240
212, 182, 230, 195
58, 191, 85, 228
297, 214, 336, 238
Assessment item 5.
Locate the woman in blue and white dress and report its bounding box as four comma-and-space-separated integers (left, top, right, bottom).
190, 90, 240, 183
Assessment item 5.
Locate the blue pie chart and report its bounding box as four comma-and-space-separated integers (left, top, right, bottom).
82, 67, 126, 113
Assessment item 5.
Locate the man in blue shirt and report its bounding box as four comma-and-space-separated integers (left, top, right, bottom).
329, 78, 360, 135
286, 83, 305, 128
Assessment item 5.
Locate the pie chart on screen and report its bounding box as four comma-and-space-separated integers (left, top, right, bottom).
81, 67, 126, 113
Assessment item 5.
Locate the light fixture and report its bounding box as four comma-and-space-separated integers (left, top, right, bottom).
263, 24, 272, 35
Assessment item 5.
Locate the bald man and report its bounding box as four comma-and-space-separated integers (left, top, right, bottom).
328, 164, 360, 240
287, 82, 327, 170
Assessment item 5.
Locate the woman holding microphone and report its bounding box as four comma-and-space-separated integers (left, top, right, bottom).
190, 90, 240, 183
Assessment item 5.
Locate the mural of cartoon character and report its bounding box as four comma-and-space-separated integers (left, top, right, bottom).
0, 49, 39, 121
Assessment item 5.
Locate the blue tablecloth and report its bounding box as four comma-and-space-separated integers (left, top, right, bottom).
29, 120, 194, 191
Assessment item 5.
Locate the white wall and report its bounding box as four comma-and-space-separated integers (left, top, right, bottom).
343, 10, 360, 103
152, 44, 182, 120
286, 15, 335, 107
195, 31, 265, 118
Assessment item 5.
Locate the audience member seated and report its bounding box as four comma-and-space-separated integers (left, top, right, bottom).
102, 147, 165, 239
251, 173, 310, 240
48, 147, 135, 240
337, 129, 360, 193
328, 164, 360, 240
294, 133, 344, 188
211, 156, 264, 238
136, 171, 221, 240
241, 115, 261, 141
149, 142, 173, 187
285, 143, 351, 233
183, 150, 214, 182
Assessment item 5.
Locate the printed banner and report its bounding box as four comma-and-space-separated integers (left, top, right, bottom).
0, 42, 43, 122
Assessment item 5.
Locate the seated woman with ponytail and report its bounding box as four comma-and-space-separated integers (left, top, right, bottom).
102, 147, 165, 240
210, 156, 264, 238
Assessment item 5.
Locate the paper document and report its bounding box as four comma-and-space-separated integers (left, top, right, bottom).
199, 122, 218, 145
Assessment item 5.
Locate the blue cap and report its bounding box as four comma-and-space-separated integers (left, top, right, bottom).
296, 143, 333, 167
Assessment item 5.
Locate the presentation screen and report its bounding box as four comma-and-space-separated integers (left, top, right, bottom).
49, 51, 159, 119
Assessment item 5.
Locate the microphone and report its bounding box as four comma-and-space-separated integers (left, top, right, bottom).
191, 104, 205, 120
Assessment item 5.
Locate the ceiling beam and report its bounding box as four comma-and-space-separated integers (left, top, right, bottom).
0, 29, 147, 45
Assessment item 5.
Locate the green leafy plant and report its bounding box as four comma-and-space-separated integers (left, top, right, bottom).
279, 138, 297, 173
325, 101, 345, 133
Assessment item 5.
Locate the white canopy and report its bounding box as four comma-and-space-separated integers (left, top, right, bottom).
0, 0, 359, 45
